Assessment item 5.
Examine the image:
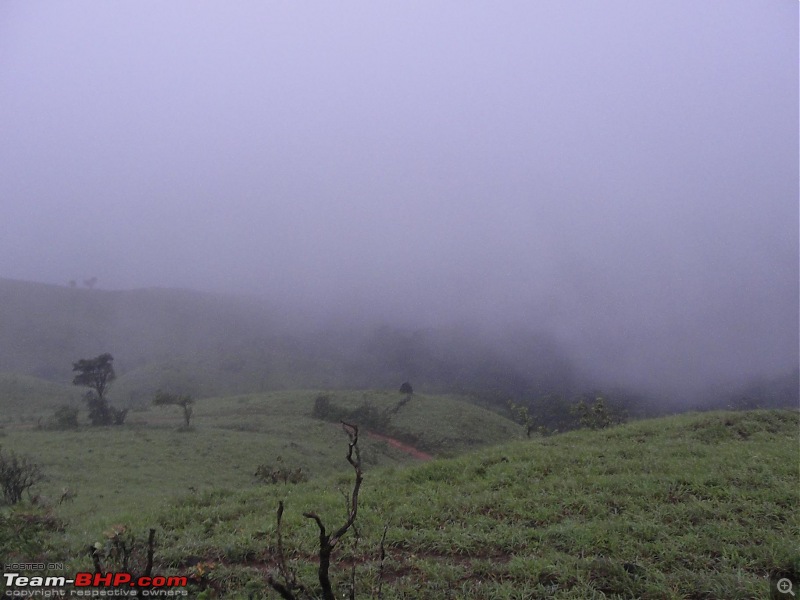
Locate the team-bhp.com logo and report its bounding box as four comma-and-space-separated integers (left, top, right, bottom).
3, 571, 188, 597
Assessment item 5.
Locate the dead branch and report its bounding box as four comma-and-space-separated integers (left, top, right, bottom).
267, 501, 307, 600
268, 422, 363, 600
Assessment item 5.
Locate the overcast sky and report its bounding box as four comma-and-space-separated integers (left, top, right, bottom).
1, 1, 797, 394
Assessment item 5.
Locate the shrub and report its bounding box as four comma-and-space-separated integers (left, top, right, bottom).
0, 509, 64, 560
571, 395, 627, 430
254, 457, 307, 485
53, 405, 79, 429
312, 394, 347, 422
311, 394, 391, 432
0, 447, 44, 505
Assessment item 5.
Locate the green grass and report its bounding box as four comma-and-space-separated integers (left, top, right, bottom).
0, 373, 82, 425
0, 389, 521, 539
3, 408, 797, 598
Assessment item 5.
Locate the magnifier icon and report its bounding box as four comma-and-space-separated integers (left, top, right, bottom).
778, 578, 796, 596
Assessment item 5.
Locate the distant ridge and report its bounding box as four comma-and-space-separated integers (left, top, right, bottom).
0, 278, 581, 407
1, 278, 795, 413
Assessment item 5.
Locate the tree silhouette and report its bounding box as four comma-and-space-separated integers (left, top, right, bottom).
72, 353, 126, 425
153, 391, 194, 428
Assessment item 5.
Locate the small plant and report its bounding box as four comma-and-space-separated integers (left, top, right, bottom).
0, 447, 44, 505
254, 456, 307, 485
1, 509, 64, 560
53, 405, 79, 429
187, 561, 218, 596
571, 395, 626, 430
312, 394, 391, 432
348, 399, 390, 431
153, 390, 195, 428
90, 525, 158, 599
508, 400, 536, 437
312, 394, 340, 421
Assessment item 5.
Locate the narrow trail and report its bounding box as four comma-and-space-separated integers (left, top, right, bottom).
367, 432, 433, 461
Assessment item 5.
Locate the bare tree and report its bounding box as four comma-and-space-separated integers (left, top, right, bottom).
268, 422, 364, 600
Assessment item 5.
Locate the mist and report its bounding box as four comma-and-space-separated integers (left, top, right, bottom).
1, 2, 797, 400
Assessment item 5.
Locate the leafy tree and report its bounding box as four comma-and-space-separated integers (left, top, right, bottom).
507, 400, 536, 437
72, 353, 126, 426
153, 391, 194, 428
399, 382, 413, 395
570, 394, 626, 430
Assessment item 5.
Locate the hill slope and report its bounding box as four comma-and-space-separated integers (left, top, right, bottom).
0, 389, 523, 534
7, 409, 796, 599
154, 409, 798, 599
0, 277, 584, 406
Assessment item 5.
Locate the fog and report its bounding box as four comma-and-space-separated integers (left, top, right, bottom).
1, 2, 797, 398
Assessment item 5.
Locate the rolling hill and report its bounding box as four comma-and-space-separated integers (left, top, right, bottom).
0, 277, 584, 410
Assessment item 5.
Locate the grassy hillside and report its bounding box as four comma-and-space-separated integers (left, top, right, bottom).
3, 409, 797, 599
0, 390, 522, 537
0, 278, 587, 408
0, 373, 82, 424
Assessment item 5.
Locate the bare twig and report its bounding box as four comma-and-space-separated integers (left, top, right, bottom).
90, 546, 103, 574
348, 522, 361, 600
136, 529, 157, 599
376, 524, 389, 600
144, 529, 156, 577
306, 422, 363, 600
267, 501, 307, 600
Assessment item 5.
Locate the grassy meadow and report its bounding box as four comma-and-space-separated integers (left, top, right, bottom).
0, 389, 520, 539
1, 391, 797, 599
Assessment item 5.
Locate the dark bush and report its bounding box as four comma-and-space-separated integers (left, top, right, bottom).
254, 457, 307, 485
0, 447, 44, 505
53, 405, 79, 429
571, 395, 627, 430
311, 394, 347, 422
311, 394, 391, 432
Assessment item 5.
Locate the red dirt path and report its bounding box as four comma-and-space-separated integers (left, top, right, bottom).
367, 432, 433, 461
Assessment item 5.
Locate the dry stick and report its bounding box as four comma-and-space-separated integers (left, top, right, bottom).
376, 524, 389, 600
267, 501, 304, 600
348, 522, 360, 600
143, 529, 156, 577
136, 529, 157, 600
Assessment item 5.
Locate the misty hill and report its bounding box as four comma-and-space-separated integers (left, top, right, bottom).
0, 373, 82, 422
2, 278, 796, 416
0, 278, 586, 408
